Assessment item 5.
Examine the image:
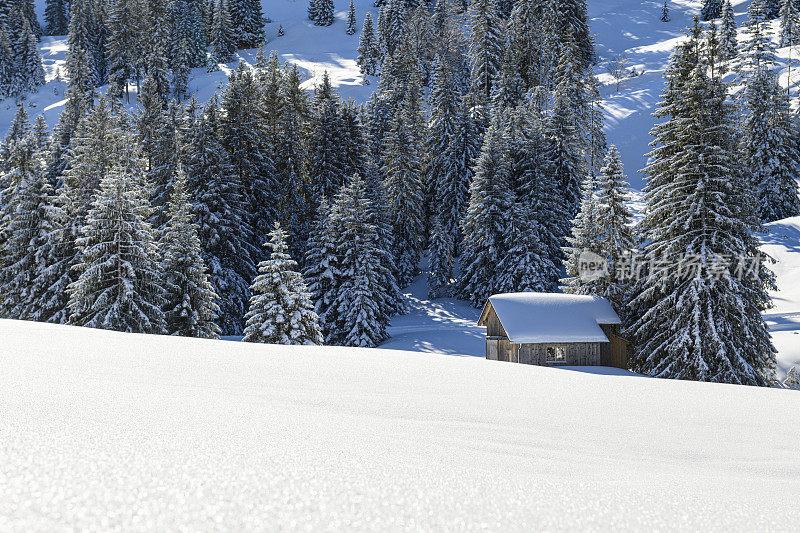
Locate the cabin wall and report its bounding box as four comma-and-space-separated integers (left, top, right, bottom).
599, 324, 630, 369
482, 307, 507, 338
517, 343, 603, 366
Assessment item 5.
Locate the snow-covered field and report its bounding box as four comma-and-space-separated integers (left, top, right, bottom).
2, 318, 799, 530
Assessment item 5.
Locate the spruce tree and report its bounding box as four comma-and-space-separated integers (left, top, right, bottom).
459, 114, 513, 307
67, 163, 166, 334
13, 18, 46, 95
427, 213, 453, 298
780, 0, 800, 46
0, 27, 15, 97
346, 0, 357, 35
661, 0, 670, 22
631, 27, 776, 386
328, 174, 395, 347
160, 167, 221, 338
315, 0, 335, 26
45, 0, 69, 35
357, 11, 380, 77
468, 0, 503, 101
184, 97, 256, 335
701, 0, 723, 20
211, 0, 236, 62
303, 198, 339, 341
243, 223, 324, 345
561, 174, 602, 295
720, 0, 738, 60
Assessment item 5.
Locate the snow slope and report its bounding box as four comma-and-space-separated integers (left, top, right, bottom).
1, 317, 799, 530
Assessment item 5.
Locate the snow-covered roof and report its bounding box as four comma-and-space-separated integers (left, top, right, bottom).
479, 293, 621, 344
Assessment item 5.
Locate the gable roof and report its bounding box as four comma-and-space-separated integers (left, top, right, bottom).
478, 293, 621, 344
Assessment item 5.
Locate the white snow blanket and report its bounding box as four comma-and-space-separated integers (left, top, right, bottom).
1, 318, 799, 530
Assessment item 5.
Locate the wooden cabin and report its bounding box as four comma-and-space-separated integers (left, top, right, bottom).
477, 293, 629, 369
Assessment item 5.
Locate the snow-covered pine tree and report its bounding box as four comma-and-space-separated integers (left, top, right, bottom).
243, 223, 323, 345
585, 67, 608, 175
784, 366, 800, 388
220, 63, 279, 254
556, 0, 594, 66
12, 18, 45, 95
765, 0, 781, 18
160, 166, 221, 338
780, 0, 800, 46
0, 104, 32, 172
328, 173, 395, 347
307, 73, 348, 203
427, 212, 453, 298
631, 25, 776, 386
499, 201, 555, 294
701, 0, 723, 20
545, 35, 588, 236
468, 0, 503, 101
459, 113, 513, 307
593, 145, 634, 310
229, 0, 264, 47
44, 0, 68, 35
184, 96, 256, 335
346, 0, 357, 35
561, 174, 602, 295
741, 0, 778, 78
0, 27, 15, 97
741, 69, 800, 222
382, 90, 424, 287
211, 0, 236, 62
67, 163, 166, 334
0, 132, 68, 322
303, 198, 340, 341
315, 0, 335, 26
720, 0, 738, 59
106, 0, 137, 101
357, 11, 380, 77
661, 0, 670, 22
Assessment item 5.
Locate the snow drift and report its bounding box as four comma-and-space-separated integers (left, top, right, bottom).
1, 318, 799, 530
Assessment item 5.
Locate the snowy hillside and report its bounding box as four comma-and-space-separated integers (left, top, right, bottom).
1, 317, 799, 530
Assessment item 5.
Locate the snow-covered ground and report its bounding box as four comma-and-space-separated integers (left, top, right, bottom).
1, 317, 799, 530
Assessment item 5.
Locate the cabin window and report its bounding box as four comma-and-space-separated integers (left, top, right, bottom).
546, 345, 566, 363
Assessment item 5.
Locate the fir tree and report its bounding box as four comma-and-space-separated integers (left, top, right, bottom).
701, 0, 723, 20
468, 0, 504, 101
721, 0, 738, 59
67, 167, 166, 334
459, 114, 513, 307
160, 167, 221, 338
780, 0, 800, 46
427, 213, 453, 298
784, 366, 800, 388
12, 18, 46, 95
184, 97, 256, 334
631, 27, 776, 386
0, 27, 15, 97
357, 12, 380, 77
303, 198, 339, 340
211, 0, 236, 62
661, 0, 670, 22
561, 174, 602, 295
230, 0, 264, 47
346, 0, 357, 35
45, 0, 69, 35
328, 174, 395, 347
315, 0, 335, 26
243, 223, 324, 345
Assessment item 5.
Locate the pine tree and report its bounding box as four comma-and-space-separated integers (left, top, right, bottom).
561, 174, 603, 295
0, 27, 15, 97
383, 92, 424, 287
780, 0, 800, 46
211, 0, 236, 62
720, 0, 738, 59
45, 0, 69, 35
184, 97, 256, 335
229, 0, 264, 47
701, 0, 723, 20
631, 26, 776, 386
741, 70, 800, 222
459, 114, 513, 307
765, 0, 781, 18
315, 0, 335, 26
160, 167, 221, 338
784, 366, 800, 388
741, 0, 777, 78
661, 0, 670, 22
346, 0, 357, 35
303, 198, 339, 340
357, 11, 380, 77
12, 18, 46, 95
328, 173, 395, 347
0, 133, 68, 322
427, 213, 453, 298
307, 74, 348, 203
468, 0, 504, 101
308, 0, 319, 22
243, 223, 323, 345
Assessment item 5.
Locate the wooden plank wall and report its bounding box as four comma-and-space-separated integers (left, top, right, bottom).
518, 343, 602, 366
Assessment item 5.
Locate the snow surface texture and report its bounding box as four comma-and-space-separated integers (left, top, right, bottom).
484, 293, 620, 343
2, 318, 800, 530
